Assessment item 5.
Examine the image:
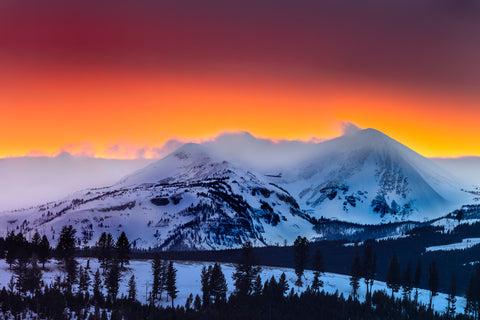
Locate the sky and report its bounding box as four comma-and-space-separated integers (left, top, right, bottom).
1, 0, 480, 159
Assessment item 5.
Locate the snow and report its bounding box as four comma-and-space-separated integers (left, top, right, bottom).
426, 238, 480, 252
0, 128, 475, 251
0, 258, 465, 315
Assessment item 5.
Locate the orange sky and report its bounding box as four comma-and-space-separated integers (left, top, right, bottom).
1, 62, 479, 159
1, 0, 479, 159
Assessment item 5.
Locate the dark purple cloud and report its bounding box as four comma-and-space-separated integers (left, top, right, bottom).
1, 0, 479, 92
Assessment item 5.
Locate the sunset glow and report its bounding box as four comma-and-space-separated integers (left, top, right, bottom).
1, 0, 479, 159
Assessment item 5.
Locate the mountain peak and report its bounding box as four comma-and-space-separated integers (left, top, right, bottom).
169, 143, 213, 161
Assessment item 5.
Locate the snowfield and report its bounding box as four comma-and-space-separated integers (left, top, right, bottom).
426, 238, 480, 252
0, 258, 466, 315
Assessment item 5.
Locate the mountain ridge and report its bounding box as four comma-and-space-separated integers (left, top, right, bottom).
0, 128, 477, 250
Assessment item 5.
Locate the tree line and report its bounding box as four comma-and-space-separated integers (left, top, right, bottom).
0, 228, 477, 319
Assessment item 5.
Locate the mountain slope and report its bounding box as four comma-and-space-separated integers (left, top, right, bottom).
0, 129, 475, 249
275, 129, 472, 224
0, 144, 315, 250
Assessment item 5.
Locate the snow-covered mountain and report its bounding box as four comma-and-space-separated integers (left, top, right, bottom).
0, 143, 314, 250
0, 129, 476, 250
275, 128, 472, 224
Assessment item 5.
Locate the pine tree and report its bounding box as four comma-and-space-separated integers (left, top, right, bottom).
428, 260, 439, 309
38, 235, 50, 269
209, 263, 227, 305
56, 225, 76, 260
401, 262, 412, 301
350, 252, 362, 300
201, 265, 212, 308
253, 274, 263, 296
65, 258, 78, 292
465, 272, 477, 318
278, 272, 289, 296
362, 243, 376, 301
446, 273, 457, 317
151, 255, 164, 303
116, 232, 130, 267
105, 262, 121, 302
5, 231, 16, 269
93, 269, 103, 302
78, 266, 91, 294
185, 293, 194, 310
16, 257, 42, 294
166, 261, 178, 308
311, 248, 325, 293
193, 294, 202, 311
293, 236, 310, 287
31, 231, 41, 247
386, 254, 401, 298
96, 232, 114, 271
413, 259, 422, 304
232, 242, 261, 298
128, 275, 136, 301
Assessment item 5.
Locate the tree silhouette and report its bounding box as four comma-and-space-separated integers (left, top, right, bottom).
166, 261, 178, 308
386, 254, 401, 298
428, 260, 439, 309
293, 236, 310, 287
350, 252, 362, 300
232, 242, 261, 298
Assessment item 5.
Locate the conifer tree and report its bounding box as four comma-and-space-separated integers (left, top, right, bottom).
96, 232, 115, 270
116, 232, 130, 267
414, 259, 422, 304
232, 242, 261, 297
428, 260, 439, 309
128, 275, 136, 301
78, 266, 91, 295
253, 274, 263, 296
185, 293, 194, 310
465, 271, 479, 318
362, 243, 376, 301
201, 265, 212, 308
293, 236, 310, 287
278, 272, 289, 296
446, 273, 457, 317
5, 231, 16, 269
31, 231, 41, 247
402, 262, 412, 301
56, 225, 76, 260
166, 261, 178, 308
151, 255, 164, 303
193, 294, 202, 311
38, 235, 50, 269
209, 263, 227, 305
65, 258, 78, 292
386, 254, 401, 298
105, 262, 120, 302
93, 269, 103, 302
16, 257, 42, 294
350, 252, 362, 300
311, 248, 324, 293
56, 225, 77, 294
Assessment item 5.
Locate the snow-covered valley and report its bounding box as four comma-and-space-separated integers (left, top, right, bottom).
0, 258, 466, 315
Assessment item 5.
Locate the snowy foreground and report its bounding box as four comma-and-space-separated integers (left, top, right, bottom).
0, 258, 466, 315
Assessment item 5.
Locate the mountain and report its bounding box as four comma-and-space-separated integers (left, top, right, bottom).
274, 128, 473, 224
0, 129, 476, 250
0, 144, 313, 250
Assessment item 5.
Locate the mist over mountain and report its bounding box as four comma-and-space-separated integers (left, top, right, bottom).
1, 128, 477, 250
0, 154, 153, 211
